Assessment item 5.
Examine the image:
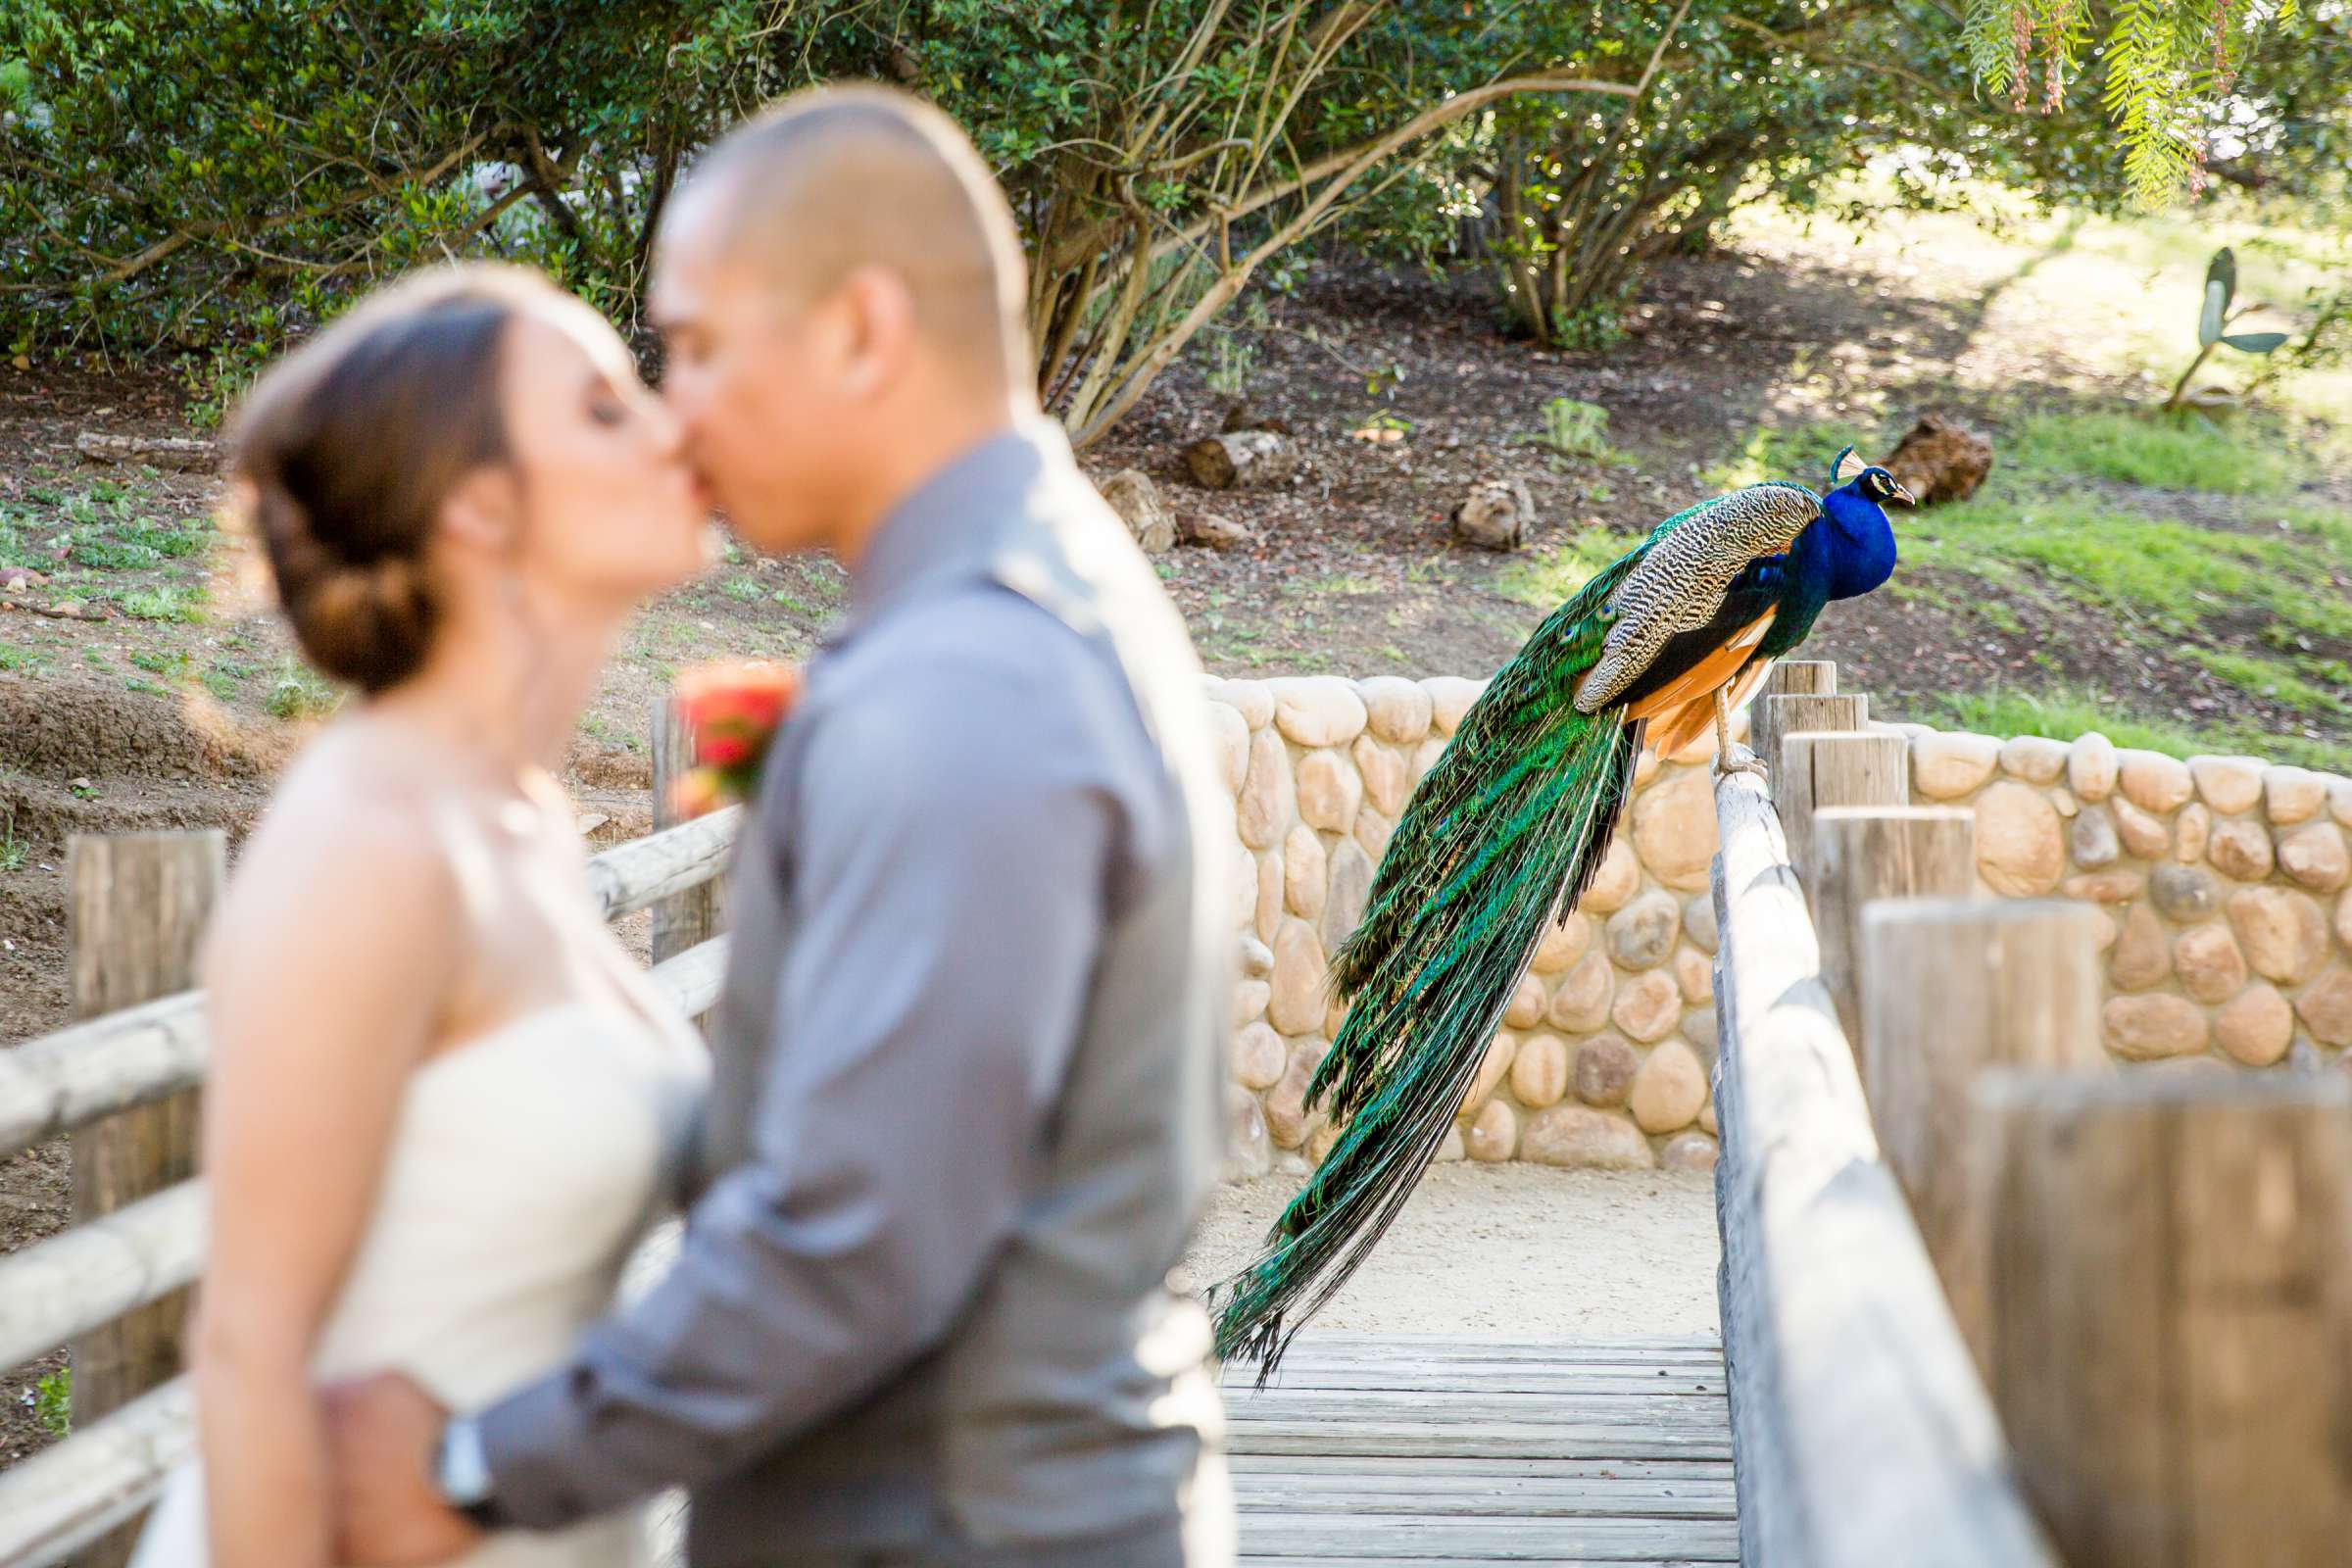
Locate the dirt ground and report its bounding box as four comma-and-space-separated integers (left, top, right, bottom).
1178, 1164, 1723, 1342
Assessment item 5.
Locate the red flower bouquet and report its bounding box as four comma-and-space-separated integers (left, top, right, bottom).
669, 660, 802, 818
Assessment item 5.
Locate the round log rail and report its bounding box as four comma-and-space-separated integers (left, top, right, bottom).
1709, 767, 2056, 1567
0, 807, 741, 1163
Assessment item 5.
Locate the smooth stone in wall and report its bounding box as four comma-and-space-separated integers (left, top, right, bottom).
2175, 803, 2211, 863
2173, 923, 2248, 1004
2070, 805, 2121, 869
2338, 888, 2352, 952
1232, 1021, 1287, 1090
2069, 732, 2119, 803
1306, 1119, 1345, 1166
1683, 894, 1719, 955
1504, 973, 1547, 1030
1410, 737, 1446, 786
2109, 903, 2172, 992
1232, 845, 1258, 929
2265, 765, 2329, 825
1237, 728, 1295, 850
1675, 947, 1714, 1005
1532, 913, 1592, 974
2118, 749, 2194, 812
2217, 982, 2295, 1066
1208, 678, 1274, 730
1630, 767, 1718, 891
1271, 676, 1367, 748
1548, 950, 1617, 1032
1630, 1039, 1706, 1133
1999, 735, 2071, 784
1574, 1034, 1640, 1107
1611, 969, 1682, 1045
2049, 786, 2079, 819
2207, 816, 2275, 882
1434, 1125, 1465, 1163
1466, 1098, 1519, 1162
1682, 1004, 1718, 1056
1522, 1104, 1656, 1170
1268, 920, 1330, 1033
2101, 994, 2209, 1060
1322, 840, 1374, 951
1254, 850, 1283, 944
2227, 886, 2331, 986
1325, 999, 1349, 1040
1576, 838, 1641, 914
1263, 1038, 1329, 1149
1209, 702, 1250, 795
1633, 751, 1661, 789
1660, 1131, 1720, 1173
2188, 754, 2266, 814
2063, 870, 2144, 905
1232, 980, 1271, 1030
1606, 891, 1682, 970
2111, 796, 2171, 859
2331, 776, 2352, 826
1355, 676, 1433, 744
2296, 968, 2352, 1048
1422, 677, 1486, 735
1238, 934, 1273, 978
1509, 1033, 1571, 1108
1912, 730, 2001, 799
1698, 1099, 1718, 1135
1283, 823, 1327, 920
1352, 736, 1410, 818
1296, 748, 1362, 834
1224, 1087, 1273, 1180
1461, 1032, 1518, 1116
1975, 780, 2066, 897
2278, 822, 2351, 893
1353, 808, 1394, 861
2150, 863, 2218, 922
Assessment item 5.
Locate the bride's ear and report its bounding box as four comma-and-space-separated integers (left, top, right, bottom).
435, 466, 525, 559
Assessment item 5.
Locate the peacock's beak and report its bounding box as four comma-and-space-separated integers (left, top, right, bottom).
1889, 480, 1918, 507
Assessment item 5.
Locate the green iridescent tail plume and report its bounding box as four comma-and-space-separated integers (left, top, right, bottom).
1211, 551, 1649, 1379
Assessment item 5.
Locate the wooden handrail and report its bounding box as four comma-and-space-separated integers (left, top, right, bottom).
1709, 768, 2056, 1567
0, 808, 741, 1162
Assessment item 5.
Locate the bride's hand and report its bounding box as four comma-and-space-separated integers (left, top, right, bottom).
321, 1372, 483, 1564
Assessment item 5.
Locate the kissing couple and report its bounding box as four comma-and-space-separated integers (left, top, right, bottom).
130, 85, 1238, 1568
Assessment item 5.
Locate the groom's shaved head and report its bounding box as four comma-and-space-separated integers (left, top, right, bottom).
678, 85, 1028, 390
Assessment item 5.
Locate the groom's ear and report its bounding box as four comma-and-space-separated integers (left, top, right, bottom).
830, 266, 920, 401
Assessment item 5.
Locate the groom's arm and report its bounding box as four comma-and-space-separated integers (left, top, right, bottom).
469, 618, 1156, 1525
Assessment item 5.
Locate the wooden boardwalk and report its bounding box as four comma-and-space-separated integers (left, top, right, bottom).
1226, 1335, 1737, 1566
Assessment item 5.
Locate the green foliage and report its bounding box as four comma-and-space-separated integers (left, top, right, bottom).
267, 662, 338, 721
117, 585, 205, 623
33, 1368, 70, 1438
2010, 408, 2305, 491
1498, 523, 1642, 607
1536, 399, 1615, 461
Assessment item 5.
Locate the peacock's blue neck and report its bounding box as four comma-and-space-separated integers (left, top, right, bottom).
1819, 487, 1897, 602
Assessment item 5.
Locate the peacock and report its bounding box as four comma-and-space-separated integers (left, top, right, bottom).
1213, 444, 1912, 1374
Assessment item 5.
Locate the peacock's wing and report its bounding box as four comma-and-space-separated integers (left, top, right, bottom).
1576, 481, 1819, 714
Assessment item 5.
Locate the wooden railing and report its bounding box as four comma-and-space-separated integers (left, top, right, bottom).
0, 800, 740, 1568
1709, 664, 2056, 1568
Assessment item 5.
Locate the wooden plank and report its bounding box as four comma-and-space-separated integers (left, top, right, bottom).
1235, 1513, 1737, 1561
650, 697, 724, 969
0, 1179, 203, 1375
1223, 1391, 1730, 1430
1233, 1473, 1736, 1517
1228, 1365, 1724, 1396
1708, 770, 2057, 1568
1242, 1559, 1724, 1567
1227, 1423, 1734, 1461
1775, 731, 1907, 888
1228, 1456, 1734, 1482
0, 1375, 192, 1568
1804, 806, 1974, 1053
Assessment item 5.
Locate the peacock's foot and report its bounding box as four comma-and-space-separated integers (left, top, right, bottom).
1713, 742, 1768, 781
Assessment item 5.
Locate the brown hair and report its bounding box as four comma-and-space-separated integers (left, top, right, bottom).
229, 264, 550, 694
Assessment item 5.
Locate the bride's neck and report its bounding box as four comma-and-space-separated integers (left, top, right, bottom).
366, 590, 617, 779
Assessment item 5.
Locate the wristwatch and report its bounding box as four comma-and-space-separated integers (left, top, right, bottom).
432, 1415, 506, 1530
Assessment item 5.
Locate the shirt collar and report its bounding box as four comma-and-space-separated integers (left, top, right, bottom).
841, 417, 1071, 629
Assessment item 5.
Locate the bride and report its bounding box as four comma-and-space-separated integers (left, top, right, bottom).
134, 264, 714, 1567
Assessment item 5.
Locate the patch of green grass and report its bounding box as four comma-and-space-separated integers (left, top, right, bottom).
127, 648, 186, 676
2184, 648, 2352, 718
1497, 524, 1642, 608
124, 677, 168, 697
720, 575, 763, 602
0, 644, 33, 672
33, 1367, 70, 1439
1703, 420, 1878, 491
267, 662, 338, 721
1310, 573, 1380, 597
118, 585, 206, 623
2009, 410, 2307, 495
1913, 684, 2351, 773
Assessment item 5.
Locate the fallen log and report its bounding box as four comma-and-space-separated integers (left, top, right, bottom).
74, 433, 218, 472
1185, 429, 1298, 490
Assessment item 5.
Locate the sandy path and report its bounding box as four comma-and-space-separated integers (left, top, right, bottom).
1176, 1163, 1723, 1342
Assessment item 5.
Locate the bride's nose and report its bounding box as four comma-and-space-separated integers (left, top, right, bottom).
642, 399, 689, 463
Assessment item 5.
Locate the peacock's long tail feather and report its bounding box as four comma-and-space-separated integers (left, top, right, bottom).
1211, 570, 1648, 1377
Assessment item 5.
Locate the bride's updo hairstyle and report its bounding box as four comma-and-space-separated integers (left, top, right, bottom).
229, 264, 550, 694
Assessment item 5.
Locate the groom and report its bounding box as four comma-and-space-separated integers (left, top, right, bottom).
327, 86, 1236, 1566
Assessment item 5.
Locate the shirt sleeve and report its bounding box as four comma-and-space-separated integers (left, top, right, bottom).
472, 618, 1137, 1524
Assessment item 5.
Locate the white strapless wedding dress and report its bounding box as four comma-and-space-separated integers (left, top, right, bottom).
133, 1000, 708, 1567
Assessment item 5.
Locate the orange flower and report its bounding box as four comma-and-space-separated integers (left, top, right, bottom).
670, 660, 802, 808
668, 766, 727, 821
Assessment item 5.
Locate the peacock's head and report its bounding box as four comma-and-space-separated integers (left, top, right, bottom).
1827, 444, 1916, 509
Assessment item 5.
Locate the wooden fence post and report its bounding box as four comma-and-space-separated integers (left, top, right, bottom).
1776, 731, 1907, 892
1862, 901, 2106, 1372
650, 697, 721, 969
1979, 1072, 2352, 1567
1807, 806, 1976, 1051
66, 830, 224, 1568
1749, 660, 1837, 772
